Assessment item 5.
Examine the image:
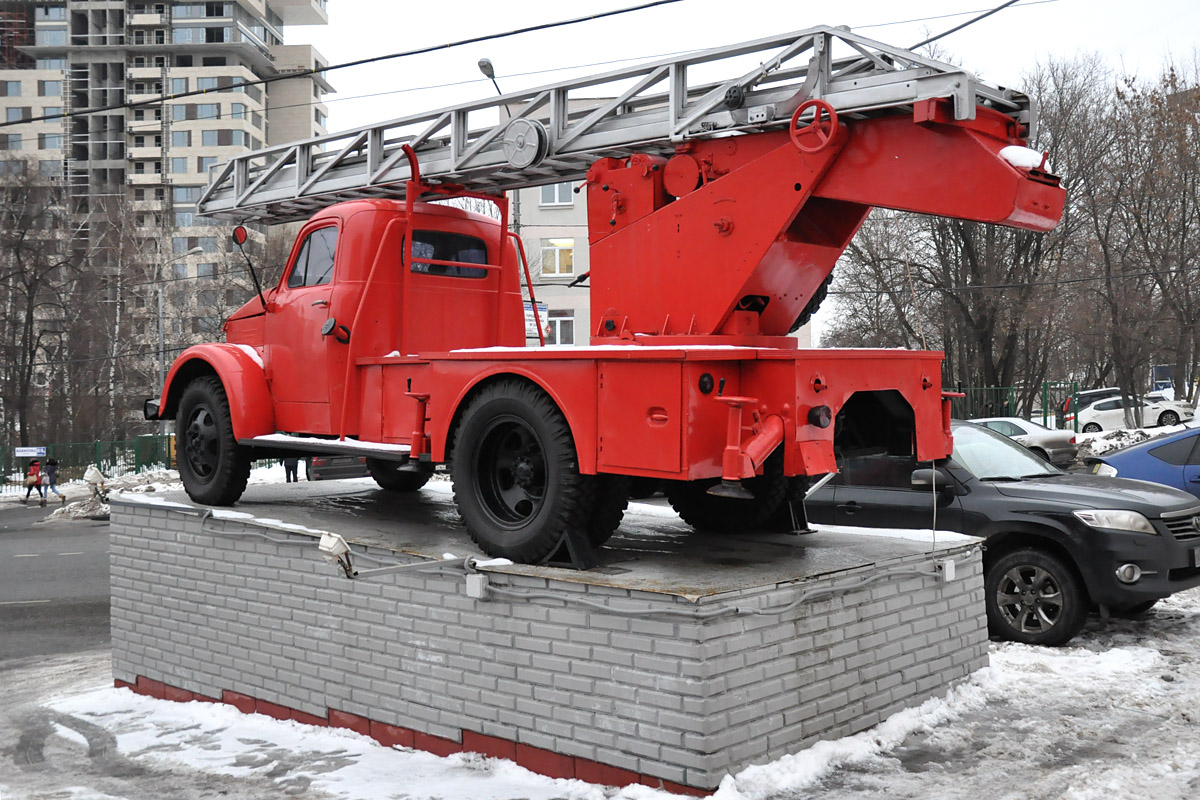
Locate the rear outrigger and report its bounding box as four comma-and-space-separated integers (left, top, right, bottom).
145, 26, 1065, 565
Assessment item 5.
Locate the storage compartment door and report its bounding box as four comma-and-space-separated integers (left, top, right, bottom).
597, 362, 682, 473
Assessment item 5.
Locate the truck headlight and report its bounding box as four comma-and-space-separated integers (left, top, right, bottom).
1073, 509, 1156, 534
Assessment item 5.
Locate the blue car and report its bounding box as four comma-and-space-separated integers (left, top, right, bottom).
1090, 426, 1200, 499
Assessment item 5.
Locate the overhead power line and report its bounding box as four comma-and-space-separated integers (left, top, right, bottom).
0, 0, 682, 129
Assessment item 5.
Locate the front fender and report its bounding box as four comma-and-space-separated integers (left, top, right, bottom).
156, 344, 275, 440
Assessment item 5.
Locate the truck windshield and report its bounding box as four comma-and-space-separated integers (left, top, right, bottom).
411, 231, 488, 278
951, 423, 1060, 480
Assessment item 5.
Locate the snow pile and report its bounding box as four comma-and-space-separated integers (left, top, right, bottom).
1076, 420, 1196, 459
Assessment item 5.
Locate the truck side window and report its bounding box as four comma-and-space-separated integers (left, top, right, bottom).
286, 226, 338, 289
410, 230, 488, 278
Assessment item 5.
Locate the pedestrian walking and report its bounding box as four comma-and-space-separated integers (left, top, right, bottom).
283, 457, 299, 483
45, 457, 64, 502
21, 459, 45, 506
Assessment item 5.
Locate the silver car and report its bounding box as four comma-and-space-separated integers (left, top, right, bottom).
971, 416, 1079, 465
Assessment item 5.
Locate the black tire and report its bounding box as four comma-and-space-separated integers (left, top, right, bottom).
451, 380, 588, 562
1112, 599, 1158, 618
1029, 447, 1049, 462
985, 548, 1087, 646
366, 458, 432, 492
665, 450, 789, 533
176, 375, 250, 506
586, 474, 632, 547
1082, 423, 1101, 433
1159, 411, 1180, 427
789, 272, 832, 334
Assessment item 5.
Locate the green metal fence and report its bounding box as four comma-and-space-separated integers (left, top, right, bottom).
950, 382, 1081, 432
2, 435, 175, 494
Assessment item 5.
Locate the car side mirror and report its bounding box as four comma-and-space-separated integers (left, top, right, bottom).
911, 467, 961, 495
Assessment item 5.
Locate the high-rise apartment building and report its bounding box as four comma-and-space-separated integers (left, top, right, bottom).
0, 1, 328, 435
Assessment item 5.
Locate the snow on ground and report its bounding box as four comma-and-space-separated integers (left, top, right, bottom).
1074, 421, 1197, 459
4, 588, 1196, 800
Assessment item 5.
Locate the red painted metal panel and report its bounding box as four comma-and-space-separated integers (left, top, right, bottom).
596, 362, 682, 473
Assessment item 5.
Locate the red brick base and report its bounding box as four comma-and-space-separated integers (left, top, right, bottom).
118, 676, 709, 794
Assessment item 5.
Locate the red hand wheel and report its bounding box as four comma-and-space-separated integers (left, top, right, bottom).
790, 98, 840, 154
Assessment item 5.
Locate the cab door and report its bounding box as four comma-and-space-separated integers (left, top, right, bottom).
265, 224, 339, 431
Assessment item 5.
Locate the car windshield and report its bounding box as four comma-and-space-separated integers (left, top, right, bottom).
951, 423, 1061, 480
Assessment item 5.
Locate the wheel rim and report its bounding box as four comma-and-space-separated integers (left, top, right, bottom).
1083, 424, 1100, 432
474, 416, 546, 529
1162, 412, 1179, 426
996, 564, 1063, 634
184, 403, 220, 480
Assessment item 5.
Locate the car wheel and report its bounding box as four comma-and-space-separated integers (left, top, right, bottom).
176, 375, 250, 506
1082, 423, 1102, 433
366, 458, 431, 492
985, 548, 1087, 646
1159, 411, 1181, 427
451, 380, 588, 562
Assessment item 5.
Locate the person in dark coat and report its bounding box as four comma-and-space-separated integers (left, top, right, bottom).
45, 457, 63, 501
283, 457, 299, 483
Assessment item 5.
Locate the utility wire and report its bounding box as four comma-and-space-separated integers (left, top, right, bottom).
0, 0, 682, 129
829, 264, 1199, 297
910, 0, 1024, 49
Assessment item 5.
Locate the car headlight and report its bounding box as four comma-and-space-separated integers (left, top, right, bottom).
1092, 463, 1118, 477
1073, 509, 1157, 534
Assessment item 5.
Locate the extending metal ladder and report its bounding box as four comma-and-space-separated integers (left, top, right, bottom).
198, 24, 1035, 224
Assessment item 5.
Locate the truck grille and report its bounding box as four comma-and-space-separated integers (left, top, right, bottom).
1161, 510, 1200, 542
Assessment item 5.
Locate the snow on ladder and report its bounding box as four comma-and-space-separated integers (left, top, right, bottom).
198, 25, 1035, 224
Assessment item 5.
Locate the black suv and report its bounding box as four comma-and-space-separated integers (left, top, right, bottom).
806, 420, 1200, 646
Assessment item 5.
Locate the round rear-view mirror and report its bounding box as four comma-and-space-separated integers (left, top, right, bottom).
231, 226, 248, 246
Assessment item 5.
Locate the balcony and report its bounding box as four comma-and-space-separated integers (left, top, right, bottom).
128, 13, 166, 27
270, 0, 329, 26
127, 172, 165, 186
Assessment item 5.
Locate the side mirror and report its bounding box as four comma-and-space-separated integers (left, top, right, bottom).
911, 467, 961, 495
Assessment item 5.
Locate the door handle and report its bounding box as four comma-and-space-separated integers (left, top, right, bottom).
1189, 476, 1200, 483
311, 299, 329, 307
838, 501, 861, 513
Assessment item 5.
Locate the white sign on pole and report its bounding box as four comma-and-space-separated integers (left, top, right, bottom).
14, 446, 46, 458
523, 301, 549, 338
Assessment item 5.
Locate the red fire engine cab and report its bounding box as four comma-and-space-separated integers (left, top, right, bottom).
145, 27, 1064, 565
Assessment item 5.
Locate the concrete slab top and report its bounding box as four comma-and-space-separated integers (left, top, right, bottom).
116, 478, 979, 601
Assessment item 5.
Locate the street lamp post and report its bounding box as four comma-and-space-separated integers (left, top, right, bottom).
478, 57, 518, 232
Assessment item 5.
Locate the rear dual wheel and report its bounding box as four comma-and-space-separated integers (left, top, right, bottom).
451, 380, 628, 562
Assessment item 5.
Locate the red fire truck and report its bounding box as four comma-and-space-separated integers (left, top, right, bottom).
145, 27, 1064, 565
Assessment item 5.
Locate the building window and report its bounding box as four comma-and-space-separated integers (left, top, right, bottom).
0, 160, 26, 177
0, 80, 20, 97
38, 80, 63, 97
197, 156, 217, 173
197, 103, 219, 120
539, 238, 574, 277
171, 78, 188, 94
171, 105, 187, 121
173, 185, 201, 202
540, 182, 573, 206
546, 310, 575, 345
36, 6, 67, 20
38, 133, 63, 150
197, 263, 216, 279
175, 211, 194, 226
174, 263, 189, 279
201, 130, 219, 147
35, 59, 65, 70
171, 157, 188, 173
197, 77, 220, 91
172, 237, 191, 254
34, 30, 67, 46
231, 103, 247, 120
1, 133, 19, 150
5, 107, 30, 123
172, 131, 191, 147
39, 160, 62, 177
315, 109, 326, 127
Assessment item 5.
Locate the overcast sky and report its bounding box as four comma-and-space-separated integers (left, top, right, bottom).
288, 0, 1199, 135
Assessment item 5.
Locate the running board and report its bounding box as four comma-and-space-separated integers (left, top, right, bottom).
240, 434, 414, 463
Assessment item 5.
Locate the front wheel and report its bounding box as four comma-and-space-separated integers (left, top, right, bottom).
985, 548, 1087, 646
1159, 411, 1181, 427
366, 458, 431, 492
451, 380, 588, 562
176, 375, 250, 506
1082, 423, 1102, 433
